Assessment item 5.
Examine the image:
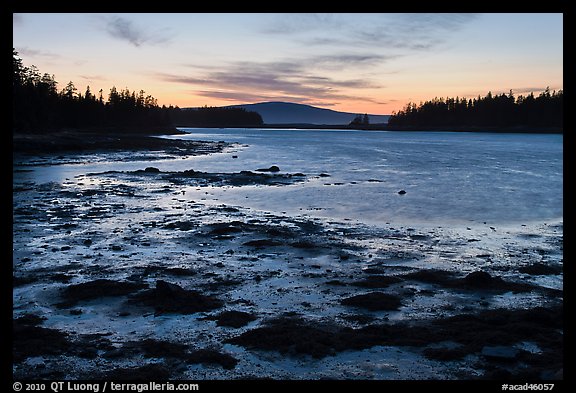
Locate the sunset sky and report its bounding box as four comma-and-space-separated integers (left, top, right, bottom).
13, 13, 563, 115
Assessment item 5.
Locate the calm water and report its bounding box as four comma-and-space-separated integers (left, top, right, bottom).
14, 129, 563, 227
163, 128, 563, 226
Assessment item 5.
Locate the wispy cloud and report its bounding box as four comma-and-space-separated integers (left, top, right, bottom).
510, 86, 562, 95
79, 74, 107, 82
154, 56, 384, 106
310, 53, 399, 69
103, 15, 172, 47
193, 89, 309, 105
268, 13, 479, 53
17, 47, 61, 60
262, 13, 339, 35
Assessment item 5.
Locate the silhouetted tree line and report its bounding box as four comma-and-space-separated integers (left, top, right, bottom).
169, 106, 263, 127
387, 89, 563, 129
13, 50, 262, 133
349, 113, 370, 127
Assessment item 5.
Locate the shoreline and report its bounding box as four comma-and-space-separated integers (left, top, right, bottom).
12, 121, 563, 155
201, 124, 563, 134
12, 128, 213, 155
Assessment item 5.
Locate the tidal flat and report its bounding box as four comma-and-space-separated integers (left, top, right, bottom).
13, 133, 563, 380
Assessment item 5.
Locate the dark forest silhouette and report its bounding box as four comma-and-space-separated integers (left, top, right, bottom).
169, 106, 263, 128
13, 50, 262, 134
349, 113, 370, 127
387, 89, 563, 129
14, 50, 561, 133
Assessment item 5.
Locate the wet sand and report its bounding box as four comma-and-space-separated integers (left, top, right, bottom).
12, 135, 563, 380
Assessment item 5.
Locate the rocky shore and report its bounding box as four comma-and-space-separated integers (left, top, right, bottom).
12, 135, 563, 380
13, 129, 194, 154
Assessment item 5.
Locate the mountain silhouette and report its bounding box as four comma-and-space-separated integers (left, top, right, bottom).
225, 102, 390, 125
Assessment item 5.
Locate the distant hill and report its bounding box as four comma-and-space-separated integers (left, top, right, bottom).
226, 102, 390, 125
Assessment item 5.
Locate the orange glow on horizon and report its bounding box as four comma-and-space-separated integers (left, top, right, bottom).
153, 93, 401, 115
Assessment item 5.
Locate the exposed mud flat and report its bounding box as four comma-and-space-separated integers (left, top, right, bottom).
13, 141, 563, 381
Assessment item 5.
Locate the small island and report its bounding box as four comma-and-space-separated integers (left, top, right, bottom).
385, 89, 563, 133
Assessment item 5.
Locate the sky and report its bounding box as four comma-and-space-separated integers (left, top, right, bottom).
12, 13, 563, 115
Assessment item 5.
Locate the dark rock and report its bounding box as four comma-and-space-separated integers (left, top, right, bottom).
13, 320, 71, 361
340, 292, 402, 311
144, 167, 161, 173
15, 314, 46, 327
402, 269, 457, 285
187, 349, 238, 370
57, 279, 148, 308
102, 347, 128, 359
431, 305, 563, 358
340, 314, 376, 324
166, 267, 197, 276
423, 347, 468, 361
460, 271, 534, 292
481, 346, 519, 361
204, 278, 242, 291
290, 240, 319, 249
227, 303, 563, 364
362, 267, 387, 275
325, 280, 347, 286
163, 168, 307, 187
243, 239, 282, 247
138, 339, 189, 359
51, 273, 73, 283
352, 276, 403, 288
518, 263, 562, 276
217, 206, 241, 213
129, 280, 223, 314
403, 269, 538, 294
77, 346, 99, 359
398, 190, 406, 195
319, 173, 331, 177
463, 271, 501, 288
226, 316, 420, 358
256, 165, 280, 172
163, 221, 196, 231
208, 222, 244, 236
214, 311, 257, 328
226, 316, 340, 358
83, 239, 92, 246
409, 234, 429, 240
